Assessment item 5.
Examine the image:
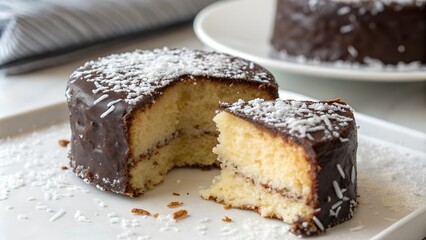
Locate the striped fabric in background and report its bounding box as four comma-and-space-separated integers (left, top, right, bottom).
0, 0, 216, 75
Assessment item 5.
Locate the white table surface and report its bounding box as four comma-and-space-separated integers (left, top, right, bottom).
0, 24, 425, 133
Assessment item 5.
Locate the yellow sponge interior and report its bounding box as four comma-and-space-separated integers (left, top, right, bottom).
213, 111, 313, 199
200, 167, 314, 223
128, 78, 274, 193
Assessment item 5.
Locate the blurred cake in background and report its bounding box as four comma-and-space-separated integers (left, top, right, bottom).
270, 0, 426, 68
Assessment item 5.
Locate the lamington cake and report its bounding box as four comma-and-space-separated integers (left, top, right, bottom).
65, 48, 278, 197
271, 0, 426, 65
201, 98, 358, 236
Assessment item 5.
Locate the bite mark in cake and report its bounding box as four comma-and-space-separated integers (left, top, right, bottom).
201, 98, 358, 236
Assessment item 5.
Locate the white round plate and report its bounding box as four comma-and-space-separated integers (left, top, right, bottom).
194, 0, 426, 82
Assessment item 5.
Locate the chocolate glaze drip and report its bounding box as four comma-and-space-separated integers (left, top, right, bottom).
271, 0, 426, 64
219, 99, 358, 236
66, 48, 278, 197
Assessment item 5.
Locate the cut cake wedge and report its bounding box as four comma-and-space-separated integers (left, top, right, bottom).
201, 98, 358, 236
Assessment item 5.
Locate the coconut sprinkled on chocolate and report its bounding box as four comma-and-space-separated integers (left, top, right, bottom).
221, 98, 354, 142
68, 48, 274, 108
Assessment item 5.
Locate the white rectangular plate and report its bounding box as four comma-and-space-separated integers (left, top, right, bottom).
0, 90, 425, 240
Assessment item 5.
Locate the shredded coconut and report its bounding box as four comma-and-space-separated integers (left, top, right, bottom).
222, 99, 354, 142
357, 135, 426, 212
220, 218, 290, 239
68, 48, 273, 108
17, 214, 28, 220
0, 119, 425, 238
74, 210, 91, 223
275, 49, 425, 72
49, 209, 66, 222
349, 224, 365, 231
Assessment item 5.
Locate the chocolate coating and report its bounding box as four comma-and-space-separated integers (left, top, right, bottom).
271, 0, 426, 64
219, 99, 358, 235
66, 48, 278, 196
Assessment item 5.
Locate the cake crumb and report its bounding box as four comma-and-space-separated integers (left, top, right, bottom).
222, 216, 232, 222
167, 201, 183, 208
131, 208, 151, 216
61, 166, 68, 170
173, 209, 188, 221
223, 204, 232, 209
58, 139, 70, 147
153, 213, 159, 219
172, 192, 180, 196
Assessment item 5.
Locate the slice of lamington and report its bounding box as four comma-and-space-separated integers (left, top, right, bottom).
200, 98, 358, 236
